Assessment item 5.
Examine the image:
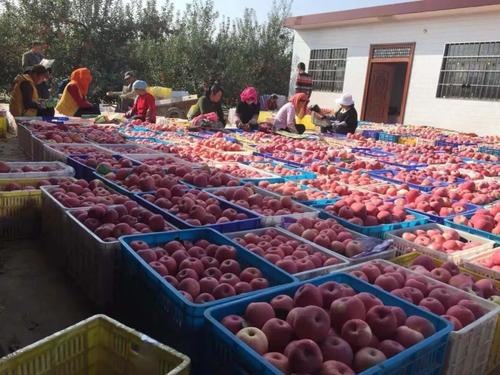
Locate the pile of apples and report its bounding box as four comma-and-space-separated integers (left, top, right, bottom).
101, 164, 181, 193
248, 162, 303, 177
214, 163, 273, 179
404, 255, 499, 301
269, 151, 314, 165
397, 227, 482, 253
322, 196, 417, 226
394, 189, 470, 218
131, 238, 271, 303
0, 161, 64, 173
0, 178, 66, 191
471, 249, 500, 273
72, 201, 174, 241
131, 156, 193, 169
141, 186, 250, 226
71, 153, 124, 169
375, 170, 453, 187
258, 181, 337, 202
333, 159, 386, 172
199, 137, 243, 152
350, 260, 492, 331
362, 184, 410, 198
34, 130, 86, 143
453, 203, 500, 235
47, 144, 110, 156
212, 185, 308, 216
458, 148, 498, 162
458, 162, 500, 178
285, 217, 365, 258
297, 149, 354, 163
449, 180, 500, 205
176, 144, 248, 162
385, 150, 462, 165
221, 281, 437, 374
306, 171, 378, 187
182, 167, 240, 187
49, 179, 128, 208
100, 144, 157, 154
232, 227, 343, 274
308, 163, 344, 176
83, 129, 126, 144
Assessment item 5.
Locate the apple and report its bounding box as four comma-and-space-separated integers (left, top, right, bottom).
395, 326, 425, 348
341, 319, 373, 349
285, 339, 324, 374
378, 339, 405, 358
320, 335, 353, 366
236, 327, 268, 354
365, 305, 398, 340
330, 296, 366, 332
292, 305, 330, 343
262, 318, 293, 352
320, 360, 356, 375
222, 315, 246, 334
245, 302, 275, 329
353, 347, 387, 373
263, 352, 289, 374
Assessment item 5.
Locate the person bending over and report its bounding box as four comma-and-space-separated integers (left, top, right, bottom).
235, 86, 260, 131
125, 80, 157, 123
56, 67, 100, 117
273, 93, 308, 135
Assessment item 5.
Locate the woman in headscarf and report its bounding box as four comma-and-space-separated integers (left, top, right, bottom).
235, 86, 260, 131
273, 93, 308, 134
187, 83, 225, 127
56, 67, 100, 117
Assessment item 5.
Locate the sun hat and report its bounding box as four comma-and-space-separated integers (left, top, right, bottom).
336, 93, 354, 106
132, 80, 147, 90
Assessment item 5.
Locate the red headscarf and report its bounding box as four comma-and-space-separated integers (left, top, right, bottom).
240, 86, 258, 104
70, 68, 92, 96
290, 93, 308, 119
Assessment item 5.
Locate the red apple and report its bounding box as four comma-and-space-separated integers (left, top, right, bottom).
262, 318, 293, 352
353, 347, 387, 373
320, 335, 353, 366
293, 305, 330, 343
341, 319, 373, 349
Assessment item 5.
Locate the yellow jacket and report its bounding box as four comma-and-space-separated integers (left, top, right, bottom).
55, 83, 80, 116
9, 74, 39, 117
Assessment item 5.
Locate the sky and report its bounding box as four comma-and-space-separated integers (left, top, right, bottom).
171, 0, 416, 21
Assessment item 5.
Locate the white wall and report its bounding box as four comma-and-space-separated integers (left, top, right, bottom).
291, 11, 500, 135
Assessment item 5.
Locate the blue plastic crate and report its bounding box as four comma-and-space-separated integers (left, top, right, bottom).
382, 160, 427, 170
445, 217, 500, 244
379, 132, 400, 143
317, 204, 429, 238
352, 147, 394, 158
361, 130, 380, 140
254, 152, 311, 168
117, 228, 296, 370
479, 146, 500, 157
242, 160, 317, 181
204, 273, 452, 375
135, 191, 262, 233
67, 155, 139, 181
369, 170, 451, 193
407, 202, 479, 225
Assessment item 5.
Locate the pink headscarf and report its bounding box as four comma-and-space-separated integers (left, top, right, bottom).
240, 86, 258, 104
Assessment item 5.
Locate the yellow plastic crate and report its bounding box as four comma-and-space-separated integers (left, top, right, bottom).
391, 252, 500, 373
0, 179, 43, 239
398, 135, 417, 146
0, 315, 190, 375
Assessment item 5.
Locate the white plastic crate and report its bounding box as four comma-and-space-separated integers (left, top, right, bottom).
462, 247, 500, 281
226, 227, 350, 280
0, 162, 75, 179
205, 185, 319, 226
385, 223, 495, 264
342, 259, 500, 375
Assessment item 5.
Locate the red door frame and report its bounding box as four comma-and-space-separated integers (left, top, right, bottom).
361, 43, 416, 124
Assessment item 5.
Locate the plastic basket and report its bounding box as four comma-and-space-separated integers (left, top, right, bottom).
98, 143, 161, 155
117, 228, 296, 370
0, 161, 75, 179
462, 247, 500, 281
382, 160, 428, 170
17, 123, 32, 158
317, 203, 429, 238
361, 130, 380, 140
0, 314, 190, 375
204, 272, 452, 375
370, 170, 449, 192
342, 259, 500, 375
205, 186, 319, 226
479, 146, 500, 157
246, 161, 316, 181
406, 203, 479, 225
255, 152, 311, 168
226, 227, 350, 280
385, 223, 495, 264
379, 132, 400, 143
445, 217, 500, 244
0, 179, 42, 239
42, 143, 111, 162
135, 191, 262, 234
209, 162, 284, 184
352, 147, 394, 158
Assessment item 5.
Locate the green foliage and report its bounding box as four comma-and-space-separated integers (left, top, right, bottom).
0, 0, 293, 103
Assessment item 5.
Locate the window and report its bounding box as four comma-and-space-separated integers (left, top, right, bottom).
437, 42, 500, 101
308, 48, 347, 92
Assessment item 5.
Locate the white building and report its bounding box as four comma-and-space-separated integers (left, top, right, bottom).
285, 0, 500, 135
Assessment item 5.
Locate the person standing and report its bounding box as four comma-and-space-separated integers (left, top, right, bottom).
295, 62, 313, 99
56, 67, 100, 117
106, 71, 137, 112
21, 41, 44, 72
9, 65, 50, 117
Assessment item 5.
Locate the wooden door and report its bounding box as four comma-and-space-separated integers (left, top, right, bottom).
364, 63, 395, 123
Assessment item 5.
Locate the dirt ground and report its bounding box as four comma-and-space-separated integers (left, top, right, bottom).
0, 135, 93, 357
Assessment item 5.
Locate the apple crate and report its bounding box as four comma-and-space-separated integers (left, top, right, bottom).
226, 226, 350, 280
205, 186, 319, 226
315, 203, 429, 239
209, 162, 284, 185
380, 160, 427, 170
257, 180, 340, 207
68, 154, 141, 181
0, 179, 43, 240
385, 223, 495, 264
351, 147, 395, 158
127, 152, 200, 167
462, 247, 500, 281
379, 132, 400, 143
42, 142, 111, 162
369, 170, 451, 193
17, 123, 33, 158
255, 152, 312, 169
98, 143, 162, 155
342, 259, 500, 375
0, 315, 191, 375
65, 206, 177, 310
135, 190, 262, 234
117, 228, 296, 372
280, 214, 396, 264
445, 216, 500, 244
243, 161, 317, 181
406, 202, 479, 225
0, 161, 75, 179
204, 272, 452, 375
